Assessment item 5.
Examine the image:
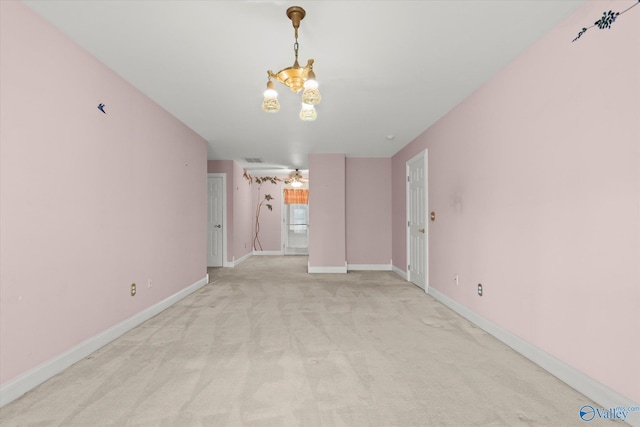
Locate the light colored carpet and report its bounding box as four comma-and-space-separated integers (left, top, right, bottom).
0, 256, 612, 426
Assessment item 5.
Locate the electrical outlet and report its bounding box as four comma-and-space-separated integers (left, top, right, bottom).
147, 278, 152, 288
131, 283, 136, 296
477, 283, 483, 296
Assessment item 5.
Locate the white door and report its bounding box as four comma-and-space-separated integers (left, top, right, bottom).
407, 151, 428, 290
207, 176, 223, 267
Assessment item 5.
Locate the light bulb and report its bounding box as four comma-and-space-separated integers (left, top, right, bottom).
301, 74, 321, 105
299, 103, 317, 121
262, 81, 280, 113
291, 180, 303, 188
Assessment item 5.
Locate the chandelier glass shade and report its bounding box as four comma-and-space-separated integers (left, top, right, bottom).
301, 70, 321, 105
299, 103, 317, 121
262, 80, 280, 112
262, 6, 321, 121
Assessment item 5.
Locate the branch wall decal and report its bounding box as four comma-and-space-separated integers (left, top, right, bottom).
243, 171, 296, 251
572, 0, 639, 42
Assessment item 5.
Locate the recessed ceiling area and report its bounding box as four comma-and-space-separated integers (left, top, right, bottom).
23, 0, 586, 171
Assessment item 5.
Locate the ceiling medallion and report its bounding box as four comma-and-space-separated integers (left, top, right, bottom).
262, 6, 321, 121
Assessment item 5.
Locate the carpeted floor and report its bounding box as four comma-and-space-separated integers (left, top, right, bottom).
0, 256, 615, 426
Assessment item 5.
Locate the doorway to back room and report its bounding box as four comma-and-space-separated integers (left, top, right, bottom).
282, 188, 309, 255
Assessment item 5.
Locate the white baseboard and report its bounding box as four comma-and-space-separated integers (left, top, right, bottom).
226, 251, 280, 267
347, 264, 392, 271
223, 259, 234, 268
392, 265, 408, 280
232, 252, 252, 267
0, 275, 209, 408
308, 261, 347, 274
253, 250, 283, 256
428, 286, 640, 425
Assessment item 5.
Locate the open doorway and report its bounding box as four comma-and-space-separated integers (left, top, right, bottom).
282, 188, 309, 255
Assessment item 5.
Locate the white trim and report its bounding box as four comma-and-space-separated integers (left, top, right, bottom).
0, 275, 208, 408
347, 264, 392, 271
406, 150, 429, 291
392, 265, 408, 280
232, 252, 252, 267
428, 287, 640, 421
308, 261, 348, 274
253, 250, 283, 256
406, 159, 411, 283
308, 266, 348, 273
281, 188, 286, 253
424, 150, 429, 292
207, 173, 227, 268
281, 190, 310, 256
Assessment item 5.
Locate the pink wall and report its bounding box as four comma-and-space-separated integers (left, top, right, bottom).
206, 160, 254, 263
206, 163, 284, 259
0, 1, 207, 385
391, 1, 639, 402
346, 158, 392, 265
251, 178, 284, 252
232, 162, 253, 261
308, 154, 346, 269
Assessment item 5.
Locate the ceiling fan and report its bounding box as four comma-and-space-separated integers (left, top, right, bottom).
286, 169, 308, 188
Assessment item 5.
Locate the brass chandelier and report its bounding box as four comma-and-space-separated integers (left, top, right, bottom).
262, 6, 321, 121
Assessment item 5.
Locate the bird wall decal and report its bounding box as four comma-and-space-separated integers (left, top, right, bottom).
97, 103, 106, 114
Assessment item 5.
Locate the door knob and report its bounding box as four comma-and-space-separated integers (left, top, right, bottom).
419, 228, 425, 233
214, 225, 222, 228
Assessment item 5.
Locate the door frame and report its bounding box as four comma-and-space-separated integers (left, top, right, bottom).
207, 173, 228, 267
406, 150, 428, 291
281, 187, 310, 255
